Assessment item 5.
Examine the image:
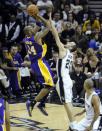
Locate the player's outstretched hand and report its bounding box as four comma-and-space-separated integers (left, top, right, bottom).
48, 12, 53, 31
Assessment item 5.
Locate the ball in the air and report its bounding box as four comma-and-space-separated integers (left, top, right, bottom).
27, 4, 39, 16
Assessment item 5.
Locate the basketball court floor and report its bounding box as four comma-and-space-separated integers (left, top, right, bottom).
10, 103, 84, 131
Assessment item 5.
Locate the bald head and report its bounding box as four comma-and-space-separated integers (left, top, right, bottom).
24, 25, 40, 36
84, 78, 94, 90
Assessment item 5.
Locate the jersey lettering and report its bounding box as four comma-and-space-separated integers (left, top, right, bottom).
27, 45, 36, 55
65, 55, 72, 69
65, 59, 70, 69
25, 41, 32, 45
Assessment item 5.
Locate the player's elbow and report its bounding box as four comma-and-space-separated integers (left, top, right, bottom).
95, 110, 100, 118
97, 110, 100, 116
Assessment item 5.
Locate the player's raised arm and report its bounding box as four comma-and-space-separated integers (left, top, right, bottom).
90, 95, 100, 128
35, 27, 49, 41
27, 4, 49, 40
48, 13, 66, 51
34, 15, 51, 41
35, 14, 49, 26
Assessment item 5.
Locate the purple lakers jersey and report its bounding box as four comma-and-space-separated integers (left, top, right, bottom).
0, 98, 4, 125
23, 36, 54, 87
23, 36, 47, 63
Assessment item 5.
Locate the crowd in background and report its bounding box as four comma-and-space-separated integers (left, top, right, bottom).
0, 0, 102, 103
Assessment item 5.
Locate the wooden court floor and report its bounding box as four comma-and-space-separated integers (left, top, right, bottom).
10, 103, 85, 131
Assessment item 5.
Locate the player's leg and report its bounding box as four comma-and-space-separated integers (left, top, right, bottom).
56, 79, 76, 130
5, 100, 10, 131
75, 116, 102, 131
26, 86, 51, 117
33, 84, 49, 116
75, 118, 92, 131
35, 86, 50, 101
26, 61, 54, 116
0, 97, 4, 131
93, 115, 101, 130
37, 93, 48, 116
63, 87, 76, 130
64, 102, 75, 122
0, 98, 9, 131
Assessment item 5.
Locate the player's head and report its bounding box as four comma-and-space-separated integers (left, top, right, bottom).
24, 25, 40, 36
84, 78, 94, 91
60, 37, 77, 52
24, 25, 34, 37
65, 42, 77, 53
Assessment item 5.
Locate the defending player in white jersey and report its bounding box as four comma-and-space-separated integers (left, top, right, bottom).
48, 13, 77, 130
75, 78, 101, 131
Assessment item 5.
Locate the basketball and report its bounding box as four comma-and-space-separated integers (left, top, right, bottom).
27, 4, 39, 16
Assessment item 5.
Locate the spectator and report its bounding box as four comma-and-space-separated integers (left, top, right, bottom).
37, 0, 53, 16
77, 33, 89, 54
61, 22, 75, 40
72, 25, 82, 43
82, 13, 100, 33
6, 45, 23, 97
67, 12, 78, 30
16, 2, 35, 27
7, 14, 21, 48
76, 3, 94, 25
84, 22, 92, 35
0, 52, 12, 98
97, 34, 102, 61
71, 63, 87, 101
88, 33, 99, 51
0, 16, 8, 46
52, 12, 63, 33
43, 7, 53, 19
83, 48, 100, 78
53, 0, 69, 12
99, 12, 102, 24
70, 0, 83, 14
62, 4, 72, 21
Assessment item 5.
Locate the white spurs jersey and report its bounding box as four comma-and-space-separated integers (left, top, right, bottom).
85, 91, 101, 120
57, 49, 73, 80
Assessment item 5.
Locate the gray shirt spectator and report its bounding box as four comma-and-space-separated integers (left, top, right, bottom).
37, 0, 53, 16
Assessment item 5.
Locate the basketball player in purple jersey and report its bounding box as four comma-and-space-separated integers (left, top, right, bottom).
23, 15, 54, 117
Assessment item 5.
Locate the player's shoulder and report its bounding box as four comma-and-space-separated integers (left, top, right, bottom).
67, 49, 71, 53
92, 93, 100, 103
66, 49, 73, 56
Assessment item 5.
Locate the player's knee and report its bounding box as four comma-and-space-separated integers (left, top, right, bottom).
44, 85, 54, 91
